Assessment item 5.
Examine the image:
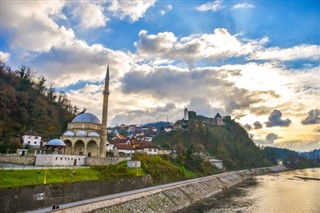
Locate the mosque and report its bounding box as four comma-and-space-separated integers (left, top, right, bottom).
58, 64, 110, 158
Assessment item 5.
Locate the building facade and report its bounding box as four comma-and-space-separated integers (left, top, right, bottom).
22, 130, 42, 148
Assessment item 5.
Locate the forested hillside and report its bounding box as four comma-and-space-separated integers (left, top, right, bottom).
0, 63, 81, 152
153, 119, 271, 170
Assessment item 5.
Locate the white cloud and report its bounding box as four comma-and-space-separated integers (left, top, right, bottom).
107, 0, 155, 22
232, 3, 255, 10
69, 1, 108, 29
251, 44, 320, 61
196, 0, 223, 12
135, 28, 266, 64
1, 0, 74, 52
0, 51, 10, 63
160, 4, 173, 16
135, 30, 177, 56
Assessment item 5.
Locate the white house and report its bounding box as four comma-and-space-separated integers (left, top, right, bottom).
113, 143, 135, 156
22, 130, 42, 148
135, 143, 159, 155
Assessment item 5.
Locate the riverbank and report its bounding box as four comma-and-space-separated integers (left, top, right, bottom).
47, 166, 286, 213
178, 168, 320, 213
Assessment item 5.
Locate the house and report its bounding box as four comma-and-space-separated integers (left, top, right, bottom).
164, 125, 173, 133
135, 143, 159, 155
158, 148, 172, 155
113, 143, 135, 156
22, 130, 42, 148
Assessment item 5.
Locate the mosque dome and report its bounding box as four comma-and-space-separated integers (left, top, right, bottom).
47, 139, 66, 146
63, 131, 74, 136
88, 131, 99, 137
76, 131, 87, 137
72, 113, 101, 124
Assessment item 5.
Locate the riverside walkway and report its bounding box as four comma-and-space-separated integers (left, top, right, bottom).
26, 172, 229, 213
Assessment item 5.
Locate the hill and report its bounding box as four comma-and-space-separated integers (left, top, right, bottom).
0, 63, 80, 152
153, 118, 271, 170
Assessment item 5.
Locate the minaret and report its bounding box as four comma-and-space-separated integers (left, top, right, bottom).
100, 64, 110, 158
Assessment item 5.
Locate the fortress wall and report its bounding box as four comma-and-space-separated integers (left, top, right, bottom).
54, 166, 286, 213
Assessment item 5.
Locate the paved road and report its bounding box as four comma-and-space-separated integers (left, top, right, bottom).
26, 173, 229, 213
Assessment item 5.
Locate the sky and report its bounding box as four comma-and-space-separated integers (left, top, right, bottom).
0, 0, 319, 152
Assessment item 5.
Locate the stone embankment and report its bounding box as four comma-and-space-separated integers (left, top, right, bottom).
54, 166, 286, 213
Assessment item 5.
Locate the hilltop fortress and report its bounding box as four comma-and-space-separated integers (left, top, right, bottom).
174, 108, 229, 129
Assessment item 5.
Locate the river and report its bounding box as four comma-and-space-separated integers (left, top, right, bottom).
177, 168, 320, 213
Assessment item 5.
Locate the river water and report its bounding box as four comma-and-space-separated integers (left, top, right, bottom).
177, 168, 320, 213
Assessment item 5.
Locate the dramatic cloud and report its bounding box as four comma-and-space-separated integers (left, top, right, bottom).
135, 28, 266, 63
69, 1, 108, 29
232, 3, 255, 10
265, 133, 278, 143
107, 0, 155, 22
187, 97, 225, 117
112, 103, 178, 125
251, 45, 320, 61
0, 51, 10, 63
254, 133, 278, 145
243, 124, 252, 131
266, 110, 291, 127
301, 109, 320, 125
196, 0, 223, 12
135, 30, 176, 56
253, 121, 263, 129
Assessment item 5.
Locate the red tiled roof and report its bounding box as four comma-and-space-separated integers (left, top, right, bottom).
115, 143, 135, 150
110, 138, 128, 144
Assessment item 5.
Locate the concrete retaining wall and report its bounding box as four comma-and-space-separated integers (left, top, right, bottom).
0, 176, 153, 213
53, 166, 286, 213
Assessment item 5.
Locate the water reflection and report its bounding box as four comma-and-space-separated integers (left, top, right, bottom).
177, 168, 320, 213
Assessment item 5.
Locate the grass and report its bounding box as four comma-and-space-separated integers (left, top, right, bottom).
0, 168, 101, 188
175, 164, 199, 179
0, 163, 146, 188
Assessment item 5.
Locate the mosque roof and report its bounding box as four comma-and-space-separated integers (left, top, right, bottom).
47, 139, 66, 146
63, 131, 74, 136
72, 113, 101, 124
88, 132, 99, 137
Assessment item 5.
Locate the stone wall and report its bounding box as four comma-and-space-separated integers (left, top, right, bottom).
53, 166, 286, 213
85, 156, 131, 166
0, 155, 35, 165
0, 176, 153, 213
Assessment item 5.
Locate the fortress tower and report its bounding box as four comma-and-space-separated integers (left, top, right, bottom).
100, 64, 110, 157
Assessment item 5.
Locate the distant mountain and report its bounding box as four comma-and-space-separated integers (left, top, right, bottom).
0, 63, 79, 152
300, 149, 320, 160
262, 146, 320, 168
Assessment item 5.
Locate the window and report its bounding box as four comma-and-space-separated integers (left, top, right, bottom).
35, 136, 38, 139
55, 157, 58, 160
149, 149, 152, 152
61, 157, 63, 160
34, 142, 37, 144
28, 142, 30, 144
